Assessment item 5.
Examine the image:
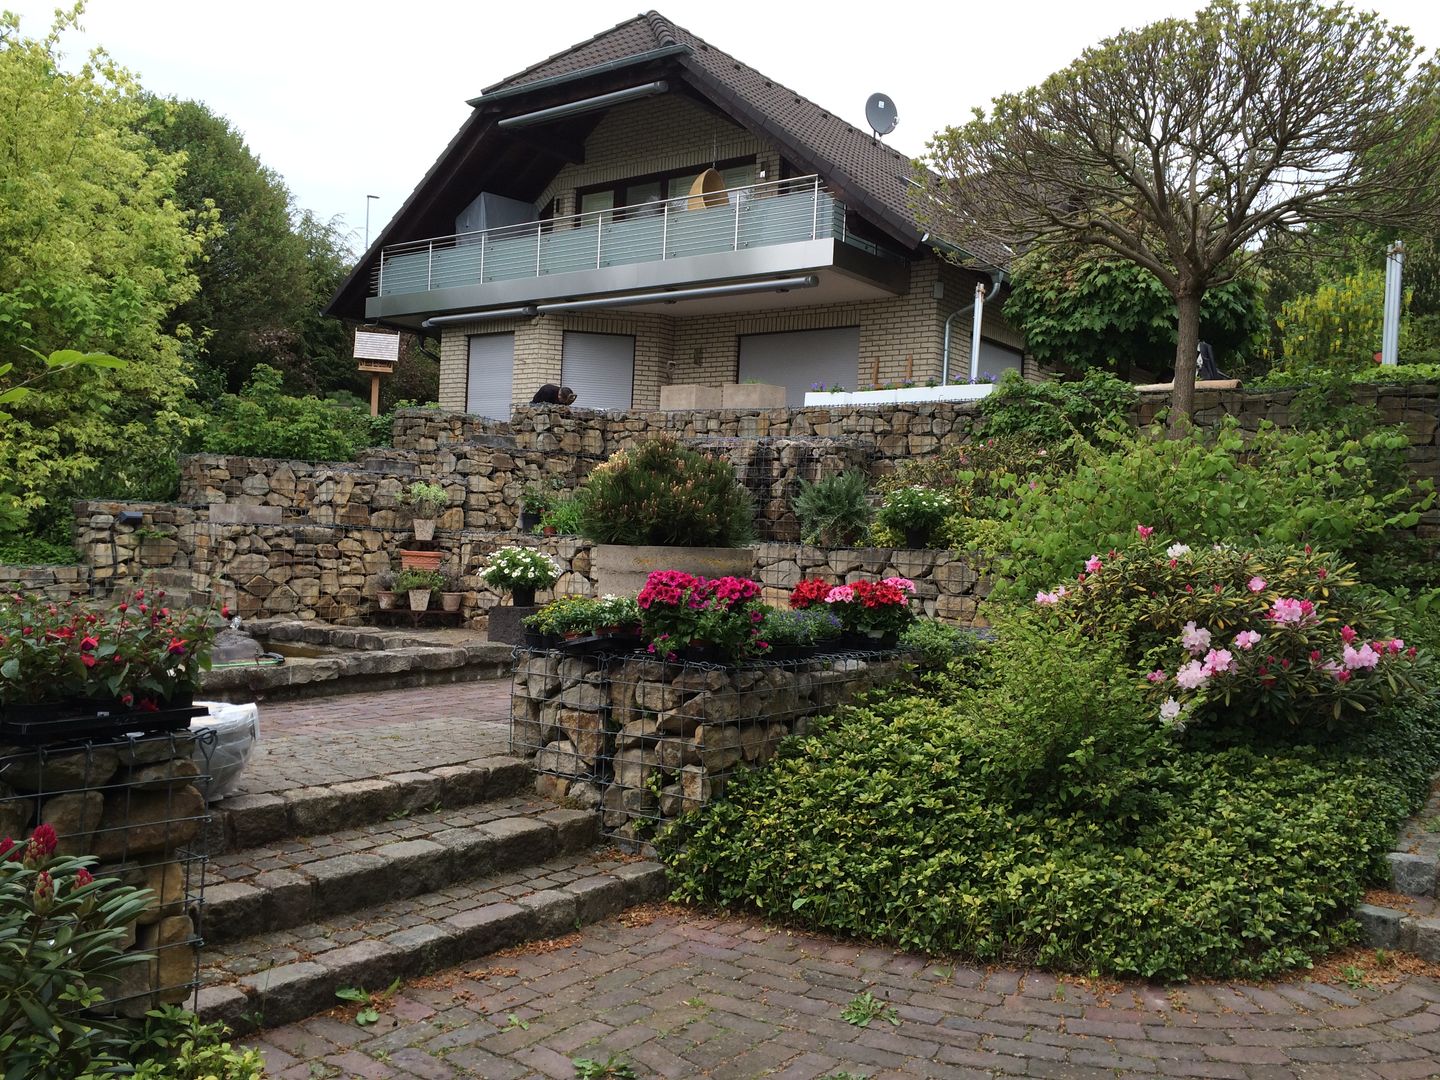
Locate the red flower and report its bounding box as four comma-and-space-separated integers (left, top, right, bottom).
120, 691, 134, 707
80, 634, 99, 652
33, 870, 54, 905
221, 605, 232, 619
167, 636, 187, 656
81, 654, 97, 668
1317, 568, 1328, 580
74, 867, 94, 887
134, 589, 145, 600
0, 838, 16, 861
25, 824, 58, 864
789, 578, 833, 610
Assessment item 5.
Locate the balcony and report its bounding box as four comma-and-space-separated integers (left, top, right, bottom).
364, 176, 908, 323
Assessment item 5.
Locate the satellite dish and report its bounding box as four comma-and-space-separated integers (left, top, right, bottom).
865, 93, 898, 137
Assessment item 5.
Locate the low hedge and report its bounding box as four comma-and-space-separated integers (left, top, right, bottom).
661, 632, 1440, 981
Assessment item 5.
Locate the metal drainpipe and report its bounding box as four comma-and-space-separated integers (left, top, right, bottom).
941, 309, 962, 386
970, 283, 987, 382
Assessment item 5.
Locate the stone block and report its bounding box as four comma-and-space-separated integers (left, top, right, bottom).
217, 792, 289, 849
538, 807, 597, 851
444, 901, 528, 954
317, 939, 403, 995
307, 852, 389, 913
204, 881, 267, 942
92, 784, 204, 860
237, 961, 332, 1023
253, 868, 313, 928
40, 790, 104, 855
1388, 851, 1438, 897
659, 384, 723, 410
2, 747, 119, 793
376, 838, 450, 895
480, 815, 555, 870
567, 875, 628, 924
517, 888, 578, 939
1355, 903, 1402, 949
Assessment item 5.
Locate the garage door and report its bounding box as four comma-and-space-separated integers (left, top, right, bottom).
562, 331, 634, 411
466, 332, 515, 419
738, 326, 860, 406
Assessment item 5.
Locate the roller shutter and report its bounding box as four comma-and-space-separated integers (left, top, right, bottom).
561, 331, 635, 411
738, 326, 860, 405
465, 332, 515, 419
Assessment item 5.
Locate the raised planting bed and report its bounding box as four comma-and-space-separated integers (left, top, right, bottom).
803, 384, 994, 407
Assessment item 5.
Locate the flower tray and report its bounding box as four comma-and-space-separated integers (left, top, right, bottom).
0, 694, 206, 746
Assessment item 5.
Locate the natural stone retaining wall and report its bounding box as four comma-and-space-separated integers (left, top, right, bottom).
0, 563, 90, 600
511, 651, 908, 846
0, 730, 207, 1016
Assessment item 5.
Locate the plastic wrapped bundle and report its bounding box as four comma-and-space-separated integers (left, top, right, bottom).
190, 701, 259, 801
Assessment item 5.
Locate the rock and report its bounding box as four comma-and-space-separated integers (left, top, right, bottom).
636, 679, 684, 713
657, 694, 707, 736
601, 783, 656, 829
695, 725, 743, 771
117, 734, 196, 767
565, 780, 604, 810
656, 736, 699, 770
526, 656, 562, 698
39, 791, 104, 855
556, 709, 606, 765
534, 773, 568, 800
617, 715, 662, 746
1, 747, 119, 794
558, 657, 598, 688
91, 784, 205, 860
658, 783, 690, 817
611, 747, 658, 790
0, 783, 32, 840
123, 758, 201, 790
679, 765, 712, 806
535, 739, 585, 779
138, 860, 187, 926
672, 668, 730, 693
559, 680, 604, 712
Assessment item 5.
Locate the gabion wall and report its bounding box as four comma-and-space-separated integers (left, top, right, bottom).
510, 649, 908, 845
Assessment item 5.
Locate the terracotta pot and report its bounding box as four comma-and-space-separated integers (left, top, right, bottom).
399, 549, 444, 572
542, 526, 558, 537
440, 592, 463, 613
412, 518, 437, 542
408, 588, 432, 612
376, 590, 396, 611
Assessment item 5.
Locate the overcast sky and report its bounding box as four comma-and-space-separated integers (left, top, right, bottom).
11, 0, 1440, 254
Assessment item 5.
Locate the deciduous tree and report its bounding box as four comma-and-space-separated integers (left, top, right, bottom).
919, 0, 1440, 427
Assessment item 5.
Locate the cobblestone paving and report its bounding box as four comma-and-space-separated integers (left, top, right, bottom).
248, 908, 1440, 1080
235, 681, 513, 795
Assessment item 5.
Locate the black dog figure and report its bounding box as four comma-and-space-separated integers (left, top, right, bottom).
530, 384, 577, 405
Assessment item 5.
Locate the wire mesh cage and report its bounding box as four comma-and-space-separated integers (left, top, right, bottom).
511, 647, 909, 846
0, 728, 214, 1017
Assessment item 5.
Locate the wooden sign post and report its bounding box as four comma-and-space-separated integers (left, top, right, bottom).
353, 330, 401, 416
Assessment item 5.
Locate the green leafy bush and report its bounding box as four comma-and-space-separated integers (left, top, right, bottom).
1271, 269, 1384, 374
198, 364, 374, 461
873, 487, 951, 548
792, 470, 872, 546
661, 638, 1440, 980
898, 618, 981, 670
0, 534, 76, 565
83, 1007, 265, 1080
986, 418, 1431, 596
537, 494, 584, 535
523, 595, 604, 637
1253, 362, 1440, 388
576, 437, 754, 547
978, 369, 1137, 444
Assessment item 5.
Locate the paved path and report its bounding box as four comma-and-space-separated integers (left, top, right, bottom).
233, 681, 512, 795
248, 906, 1440, 1080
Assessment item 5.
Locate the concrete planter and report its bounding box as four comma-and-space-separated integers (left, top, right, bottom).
803, 384, 994, 407
592, 544, 756, 596
721, 383, 787, 409
488, 603, 540, 644
659, 384, 723, 410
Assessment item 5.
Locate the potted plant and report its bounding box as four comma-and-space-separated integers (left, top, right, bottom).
439, 572, 464, 613
874, 486, 953, 549
519, 481, 561, 533
758, 606, 843, 661
576, 437, 757, 594
0, 588, 218, 743
402, 481, 449, 542
479, 546, 561, 607
810, 577, 917, 649
537, 494, 583, 537
636, 571, 766, 664
792, 470, 872, 547
395, 568, 444, 612
375, 570, 397, 611
521, 595, 606, 650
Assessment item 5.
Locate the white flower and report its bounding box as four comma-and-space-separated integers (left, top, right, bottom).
1166, 543, 1192, 559
1159, 697, 1182, 722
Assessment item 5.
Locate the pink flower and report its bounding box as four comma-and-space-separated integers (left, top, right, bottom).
824, 585, 855, 604
1342, 644, 1380, 670
1137, 525, 1154, 540
1175, 661, 1208, 690
79, 634, 99, 652
1202, 648, 1235, 676
1389, 639, 1405, 654
1146, 669, 1167, 683
1180, 621, 1212, 655
1267, 598, 1317, 626
1085, 555, 1103, 573
1317, 568, 1328, 580
1234, 630, 1262, 651
1035, 590, 1062, 606
881, 577, 916, 595
1340, 625, 1357, 645
1247, 577, 1267, 593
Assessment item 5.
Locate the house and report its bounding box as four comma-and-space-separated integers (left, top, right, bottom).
326, 11, 1030, 415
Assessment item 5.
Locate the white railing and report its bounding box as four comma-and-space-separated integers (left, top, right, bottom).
372, 175, 854, 298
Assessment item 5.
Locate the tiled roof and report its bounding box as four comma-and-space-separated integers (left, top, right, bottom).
482, 12, 1009, 267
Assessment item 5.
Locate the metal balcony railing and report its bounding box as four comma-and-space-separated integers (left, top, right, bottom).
371, 175, 864, 298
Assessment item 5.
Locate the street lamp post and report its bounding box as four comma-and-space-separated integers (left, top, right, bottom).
364, 194, 380, 250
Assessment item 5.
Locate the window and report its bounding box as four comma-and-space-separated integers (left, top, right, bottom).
575, 157, 757, 221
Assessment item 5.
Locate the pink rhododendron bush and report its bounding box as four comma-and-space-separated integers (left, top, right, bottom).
1030, 533, 1424, 730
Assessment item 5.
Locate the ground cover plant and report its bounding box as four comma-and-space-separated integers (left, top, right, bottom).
662, 405, 1440, 979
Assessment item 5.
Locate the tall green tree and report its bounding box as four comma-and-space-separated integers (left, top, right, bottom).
144, 97, 312, 398
918, 0, 1440, 428
1003, 246, 1264, 379
0, 6, 208, 535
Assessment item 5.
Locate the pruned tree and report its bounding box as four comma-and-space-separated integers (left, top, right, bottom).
917, 0, 1440, 427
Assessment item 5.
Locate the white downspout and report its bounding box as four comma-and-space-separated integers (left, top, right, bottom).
941, 310, 961, 385
969, 283, 987, 382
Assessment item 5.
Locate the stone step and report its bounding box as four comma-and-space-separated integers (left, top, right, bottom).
1356, 893, 1440, 961
197, 849, 668, 1033
206, 754, 530, 855
203, 797, 597, 944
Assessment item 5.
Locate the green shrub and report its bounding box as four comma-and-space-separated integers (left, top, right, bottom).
898, 618, 980, 670
792, 470, 872, 546
79, 1007, 265, 1080
979, 369, 1137, 444
1271, 269, 1384, 374
198, 364, 374, 461
1253, 361, 1440, 388
873, 487, 951, 548
661, 660, 1440, 980
0, 534, 76, 565
393, 569, 444, 594
538, 494, 584, 535
986, 418, 1431, 596
576, 437, 754, 547
523, 595, 603, 636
